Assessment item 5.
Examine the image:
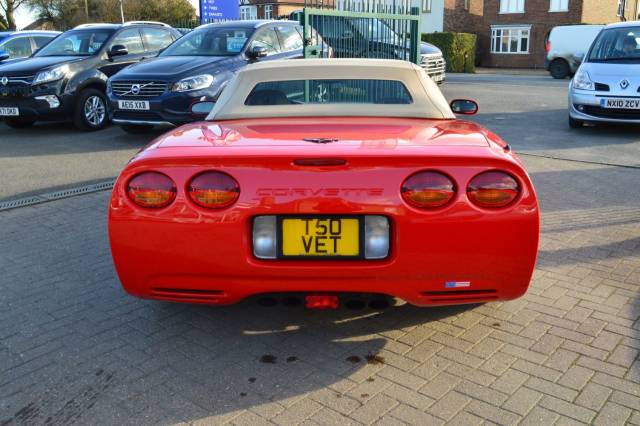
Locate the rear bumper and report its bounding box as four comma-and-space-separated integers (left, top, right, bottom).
108, 161, 539, 307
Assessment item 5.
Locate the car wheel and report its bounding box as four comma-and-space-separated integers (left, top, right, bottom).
74, 88, 108, 131
4, 118, 35, 129
549, 59, 570, 79
569, 116, 583, 129
120, 124, 154, 134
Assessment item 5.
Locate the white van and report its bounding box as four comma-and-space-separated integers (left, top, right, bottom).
546, 24, 604, 79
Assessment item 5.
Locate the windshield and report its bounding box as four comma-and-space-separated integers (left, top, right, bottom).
587, 27, 640, 63
161, 27, 253, 56
35, 30, 112, 57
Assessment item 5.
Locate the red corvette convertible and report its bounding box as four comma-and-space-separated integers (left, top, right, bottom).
108, 59, 539, 308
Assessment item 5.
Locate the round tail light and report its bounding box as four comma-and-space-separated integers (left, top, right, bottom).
467, 171, 520, 208
401, 171, 456, 209
188, 171, 240, 208
126, 172, 176, 208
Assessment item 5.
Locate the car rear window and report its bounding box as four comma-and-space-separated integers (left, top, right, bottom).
244, 79, 413, 105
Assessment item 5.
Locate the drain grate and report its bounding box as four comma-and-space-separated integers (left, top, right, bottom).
0, 180, 115, 212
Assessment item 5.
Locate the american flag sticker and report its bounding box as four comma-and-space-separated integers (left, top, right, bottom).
445, 281, 471, 289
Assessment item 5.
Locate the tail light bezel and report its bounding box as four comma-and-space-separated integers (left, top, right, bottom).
400, 170, 457, 210
466, 170, 522, 209
126, 171, 177, 209
186, 170, 240, 209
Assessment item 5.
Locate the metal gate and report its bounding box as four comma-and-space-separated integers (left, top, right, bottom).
301, 0, 420, 64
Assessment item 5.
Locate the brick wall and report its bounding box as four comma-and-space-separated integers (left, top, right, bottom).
481, 0, 585, 68
444, 0, 485, 33
444, 0, 636, 69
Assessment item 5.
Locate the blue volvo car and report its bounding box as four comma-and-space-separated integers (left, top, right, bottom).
107, 20, 327, 133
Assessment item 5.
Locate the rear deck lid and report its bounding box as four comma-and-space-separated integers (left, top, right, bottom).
154, 117, 490, 150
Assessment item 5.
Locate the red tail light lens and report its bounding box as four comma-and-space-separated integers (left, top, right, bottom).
188, 171, 240, 208
401, 171, 456, 208
545, 40, 551, 53
467, 171, 520, 208
127, 172, 176, 208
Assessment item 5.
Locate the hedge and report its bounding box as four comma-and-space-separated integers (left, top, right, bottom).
422, 32, 477, 73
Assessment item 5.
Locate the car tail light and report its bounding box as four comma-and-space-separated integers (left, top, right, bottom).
545, 40, 551, 53
126, 172, 176, 208
467, 171, 520, 208
187, 171, 240, 208
401, 171, 456, 208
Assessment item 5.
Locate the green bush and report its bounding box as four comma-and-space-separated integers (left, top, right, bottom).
422, 32, 477, 73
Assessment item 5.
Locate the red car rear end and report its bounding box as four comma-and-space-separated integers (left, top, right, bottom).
109, 116, 539, 306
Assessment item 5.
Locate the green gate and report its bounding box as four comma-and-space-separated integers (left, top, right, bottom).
301, 0, 420, 64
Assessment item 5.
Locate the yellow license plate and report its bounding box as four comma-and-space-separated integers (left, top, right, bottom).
281, 217, 360, 257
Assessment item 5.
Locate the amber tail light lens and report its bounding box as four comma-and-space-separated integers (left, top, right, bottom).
401, 171, 456, 208
127, 172, 176, 208
467, 171, 520, 208
188, 171, 240, 208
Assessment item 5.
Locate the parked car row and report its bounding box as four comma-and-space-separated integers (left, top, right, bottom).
0, 19, 447, 133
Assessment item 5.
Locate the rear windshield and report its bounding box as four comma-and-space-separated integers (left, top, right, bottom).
244, 79, 413, 105
587, 26, 640, 63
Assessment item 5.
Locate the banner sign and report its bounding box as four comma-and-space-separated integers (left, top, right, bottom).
200, 0, 239, 22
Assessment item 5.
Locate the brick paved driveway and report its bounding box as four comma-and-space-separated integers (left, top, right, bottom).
1, 153, 639, 425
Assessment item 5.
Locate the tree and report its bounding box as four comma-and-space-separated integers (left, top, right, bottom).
28, 0, 196, 30
0, 13, 8, 30
1, 0, 29, 29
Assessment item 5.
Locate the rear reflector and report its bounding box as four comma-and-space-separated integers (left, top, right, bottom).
188, 171, 240, 208
126, 172, 176, 208
467, 171, 520, 208
401, 171, 455, 208
305, 295, 339, 309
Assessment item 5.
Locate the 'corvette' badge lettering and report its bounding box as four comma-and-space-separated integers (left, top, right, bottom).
256, 188, 383, 197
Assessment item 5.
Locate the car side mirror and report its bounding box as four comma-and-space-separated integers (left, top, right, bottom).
190, 100, 216, 118
0, 51, 9, 61
247, 45, 268, 59
450, 99, 478, 115
108, 44, 128, 58
575, 52, 585, 63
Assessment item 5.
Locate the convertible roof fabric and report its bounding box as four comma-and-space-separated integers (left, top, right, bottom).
208, 59, 455, 121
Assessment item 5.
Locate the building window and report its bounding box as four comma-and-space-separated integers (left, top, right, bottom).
464, 0, 470, 10
240, 5, 257, 19
549, 0, 568, 11
617, 0, 626, 17
422, 0, 431, 13
491, 26, 530, 54
499, 0, 524, 13
264, 4, 273, 19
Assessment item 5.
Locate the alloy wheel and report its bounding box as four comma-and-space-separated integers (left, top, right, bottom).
84, 95, 106, 126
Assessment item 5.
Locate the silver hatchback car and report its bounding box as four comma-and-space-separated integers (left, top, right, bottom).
568, 21, 640, 128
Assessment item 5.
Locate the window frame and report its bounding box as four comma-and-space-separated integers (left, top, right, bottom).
240, 5, 257, 20
490, 25, 531, 55
549, 0, 568, 12
499, 0, 525, 14
422, 0, 431, 13
264, 4, 273, 19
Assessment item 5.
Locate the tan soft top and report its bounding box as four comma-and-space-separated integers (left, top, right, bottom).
207, 58, 455, 121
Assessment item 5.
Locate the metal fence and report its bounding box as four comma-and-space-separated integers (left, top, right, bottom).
301, 0, 420, 64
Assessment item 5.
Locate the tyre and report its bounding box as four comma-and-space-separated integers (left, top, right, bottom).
120, 124, 154, 134
4, 118, 35, 128
569, 115, 583, 129
549, 59, 570, 79
74, 88, 108, 131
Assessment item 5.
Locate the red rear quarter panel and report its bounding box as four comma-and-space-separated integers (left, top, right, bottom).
109, 118, 539, 306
